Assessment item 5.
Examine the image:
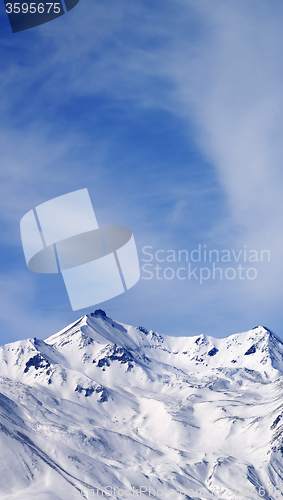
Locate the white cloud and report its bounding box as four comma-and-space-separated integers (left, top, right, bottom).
2, 0, 283, 339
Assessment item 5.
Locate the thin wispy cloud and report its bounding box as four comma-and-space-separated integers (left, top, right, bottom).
1, 0, 283, 342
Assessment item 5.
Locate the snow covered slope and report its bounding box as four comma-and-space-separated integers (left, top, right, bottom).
0, 310, 283, 499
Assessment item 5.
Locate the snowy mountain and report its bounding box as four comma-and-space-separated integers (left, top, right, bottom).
0, 310, 283, 499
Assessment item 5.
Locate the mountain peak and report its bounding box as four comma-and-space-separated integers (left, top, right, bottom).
89, 309, 107, 320
249, 325, 283, 347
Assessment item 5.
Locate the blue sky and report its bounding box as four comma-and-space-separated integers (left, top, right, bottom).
1, 0, 283, 344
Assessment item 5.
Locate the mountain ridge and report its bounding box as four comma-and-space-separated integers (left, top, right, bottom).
0, 311, 283, 499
